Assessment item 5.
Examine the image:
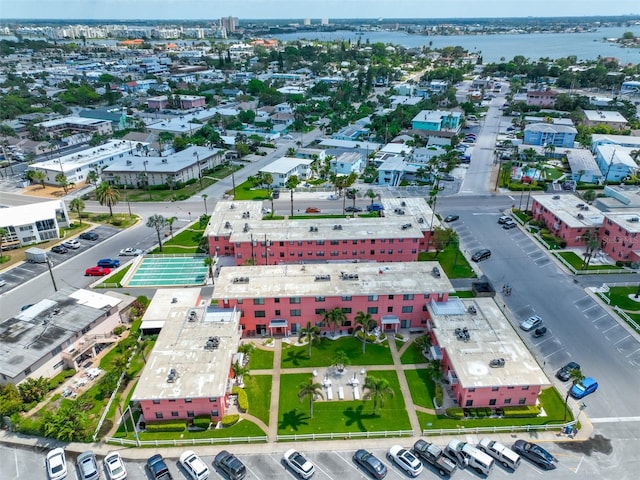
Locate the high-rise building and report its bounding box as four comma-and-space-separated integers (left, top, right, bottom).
321, 18, 329, 25
304, 18, 311, 26
219, 16, 238, 33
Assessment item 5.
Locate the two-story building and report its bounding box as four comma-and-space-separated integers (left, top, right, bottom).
0, 199, 69, 248
411, 110, 462, 132
330, 151, 365, 175
258, 157, 313, 188
598, 211, 640, 263
594, 144, 639, 183
427, 297, 549, 408
583, 110, 628, 129
526, 90, 557, 108
523, 123, 577, 149
212, 261, 454, 337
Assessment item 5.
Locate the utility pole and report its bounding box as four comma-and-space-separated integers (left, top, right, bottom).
46, 256, 58, 292
602, 148, 616, 187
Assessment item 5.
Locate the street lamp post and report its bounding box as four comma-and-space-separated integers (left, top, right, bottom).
143, 160, 151, 200
46, 257, 58, 292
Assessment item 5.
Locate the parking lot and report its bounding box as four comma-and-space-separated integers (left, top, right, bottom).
2, 440, 594, 480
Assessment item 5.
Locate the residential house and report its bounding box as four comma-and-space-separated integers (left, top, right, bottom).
330, 152, 365, 175
594, 144, 639, 183
0, 200, 69, 248
411, 110, 461, 132
523, 123, 577, 149
582, 110, 628, 129
526, 90, 557, 107
259, 157, 313, 188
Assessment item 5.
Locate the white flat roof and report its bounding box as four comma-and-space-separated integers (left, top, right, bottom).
591, 134, 640, 147
36, 115, 110, 128
132, 306, 241, 401
0, 199, 65, 228
260, 156, 313, 175
584, 110, 628, 123
429, 297, 549, 388
532, 194, 604, 228
213, 261, 454, 300
596, 144, 638, 168
140, 288, 202, 331
605, 210, 640, 234
32, 140, 146, 173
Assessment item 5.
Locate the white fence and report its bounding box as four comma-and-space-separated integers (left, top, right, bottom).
422, 423, 567, 437
105, 436, 267, 447
277, 430, 414, 442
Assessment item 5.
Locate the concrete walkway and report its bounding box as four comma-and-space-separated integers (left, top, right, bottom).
266, 338, 282, 442
387, 334, 422, 435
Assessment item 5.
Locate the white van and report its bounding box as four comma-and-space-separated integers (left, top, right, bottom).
477, 438, 521, 470
445, 439, 494, 476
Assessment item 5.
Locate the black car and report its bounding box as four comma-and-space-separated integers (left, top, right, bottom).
441, 174, 455, 181
556, 361, 581, 381
512, 440, 557, 470
444, 214, 459, 222
79, 231, 99, 241
51, 245, 68, 254
345, 206, 363, 212
471, 249, 491, 262
532, 326, 548, 338
353, 449, 388, 479
214, 450, 247, 480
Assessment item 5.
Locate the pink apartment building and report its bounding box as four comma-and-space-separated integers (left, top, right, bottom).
599, 211, 640, 262
526, 90, 556, 108
132, 298, 242, 423
212, 262, 455, 337
427, 297, 549, 408
205, 198, 440, 265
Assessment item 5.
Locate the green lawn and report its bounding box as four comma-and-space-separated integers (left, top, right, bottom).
278, 371, 411, 435
405, 369, 436, 409
451, 291, 475, 298
418, 245, 476, 279
248, 348, 274, 370
556, 251, 624, 271
114, 418, 266, 441
400, 342, 428, 365
232, 180, 271, 200
98, 264, 131, 288
244, 375, 272, 426
416, 387, 571, 431
607, 286, 640, 313
281, 336, 393, 369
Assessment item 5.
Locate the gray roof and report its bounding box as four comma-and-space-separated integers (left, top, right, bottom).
524, 123, 577, 134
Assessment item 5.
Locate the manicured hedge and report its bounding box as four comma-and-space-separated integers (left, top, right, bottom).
232, 386, 249, 412
192, 415, 211, 429
145, 420, 186, 432
445, 407, 464, 419
221, 414, 240, 427
435, 384, 444, 408
502, 405, 541, 418
48, 369, 76, 390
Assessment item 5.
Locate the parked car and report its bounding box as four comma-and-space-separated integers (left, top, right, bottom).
119, 247, 144, 256
520, 314, 543, 331
345, 206, 363, 213
0, 278, 6, 287
51, 245, 69, 254
271, 190, 280, 199
512, 440, 557, 470
570, 376, 598, 399
412, 439, 457, 476
556, 361, 581, 381
353, 449, 388, 479
85, 266, 111, 276
441, 174, 455, 181
305, 207, 321, 213
103, 452, 127, 480
498, 215, 512, 224
214, 450, 246, 480
387, 445, 423, 477
443, 214, 459, 222
46, 448, 67, 480
471, 249, 491, 262
77, 451, 100, 480
533, 326, 548, 338
283, 449, 315, 479
97, 258, 120, 268
503, 221, 517, 230
147, 454, 173, 480
366, 203, 384, 212
477, 438, 521, 470
21, 304, 34, 311
62, 239, 81, 249
180, 450, 210, 480
79, 231, 99, 241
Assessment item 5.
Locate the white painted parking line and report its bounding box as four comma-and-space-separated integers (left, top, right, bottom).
590, 416, 640, 423
626, 347, 640, 358
602, 324, 621, 334
614, 334, 630, 345
544, 347, 565, 358
243, 461, 263, 480
581, 304, 598, 313
591, 313, 609, 322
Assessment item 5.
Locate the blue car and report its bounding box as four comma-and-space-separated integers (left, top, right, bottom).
570, 377, 598, 399
97, 258, 121, 268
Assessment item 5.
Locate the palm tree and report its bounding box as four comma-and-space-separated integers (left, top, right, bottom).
324, 307, 345, 336
146, 214, 167, 252
332, 350, 350, 373
299, 321, 320, 357
366, 188, 379, 206
202, 194, 208, 215
69, 198, 85, 225
204, 256, 214, 281
95, 181, 120, 217
564, 368, 585, 421
285, 175, 300, 216
86, 169, 99, 187
0, 227, 7, 259
581, 229, 600, 270
262, 172, 273, 189
414, 335, 431, 358
363, 375, 395, 415
297, 378, 323, 418
354, 310, 374, 353
166, 216, 178, 239
55, 173, 69, 194
232, 360, 250, 385
31, 170, 46, 189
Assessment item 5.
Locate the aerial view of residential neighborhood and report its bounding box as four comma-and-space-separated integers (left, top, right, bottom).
1, 2, 640, 479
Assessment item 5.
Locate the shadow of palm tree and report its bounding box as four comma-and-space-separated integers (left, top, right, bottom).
278, 409, 309, 431
343, 404, 377, 431
282, 349, 311, 366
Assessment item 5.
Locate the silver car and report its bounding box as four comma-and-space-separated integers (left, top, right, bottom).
519, 315, 542, 331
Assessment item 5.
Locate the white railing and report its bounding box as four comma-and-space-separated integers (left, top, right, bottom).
613, 306, 640, 333
422, 423, 567, 437
145, 253, 208, 258
104, 435, 267, 447
277, 430, 414, 442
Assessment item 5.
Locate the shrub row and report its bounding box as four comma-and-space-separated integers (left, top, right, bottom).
434, 384, 443, 408
221, 414, 240, 427
47, 369, 76, 390
445, 407, 464, 419
145, 420, 186, 432
232, 386, 249, 412
501, 405, 541, 418
466, 407, 493, 417
192, 415, 211, 429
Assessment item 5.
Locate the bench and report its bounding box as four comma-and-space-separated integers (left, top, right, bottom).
326, 386, 333, 400
338, 386, 344, 400
409, 328, 425, 334
353, 386, 360, 400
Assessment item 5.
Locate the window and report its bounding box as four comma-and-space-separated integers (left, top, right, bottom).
185, 398, 192, 403
507, 386, 514, 390
290, 297, 301, 304
402, 306, 413, 313
403, 294, 414, 300
315, 308, 325, 315
504, 398, 512, 404
155, 412, 163, 419
275, 310, 281, 316
341, 308, 352, 314
468, 387, 475, 392
342, 295, 352, 301
171, 411, 179, 417
253, 298, 265, 305
522, 385, 529, 390
387, 306, 393, 313
315, 296, 325, 302
465, 400, 473, 407
388, 295, 394, 300
518, 398, 527, 405
255, 310, 266, 318
492, 386, 499, 392
209, 397, 217, 402
169, 399, 176, 403
368, 295, 378, 301
367, 307, 378, 314
489, 399, 496, 406
274, 298, 280, 303
211, 410, 219, 417
153, 399, 160, 404
290, 309, 301, 316
187, 411, 194, 417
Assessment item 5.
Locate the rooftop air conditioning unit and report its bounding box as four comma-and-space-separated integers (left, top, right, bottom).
629, 217, 640, 223
161, 158, 167, 163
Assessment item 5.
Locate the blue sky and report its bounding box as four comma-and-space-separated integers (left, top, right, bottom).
2, 1, 639, 20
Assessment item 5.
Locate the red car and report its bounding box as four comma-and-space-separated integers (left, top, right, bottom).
305, 207, 321, 213
85, 266, 111, 276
